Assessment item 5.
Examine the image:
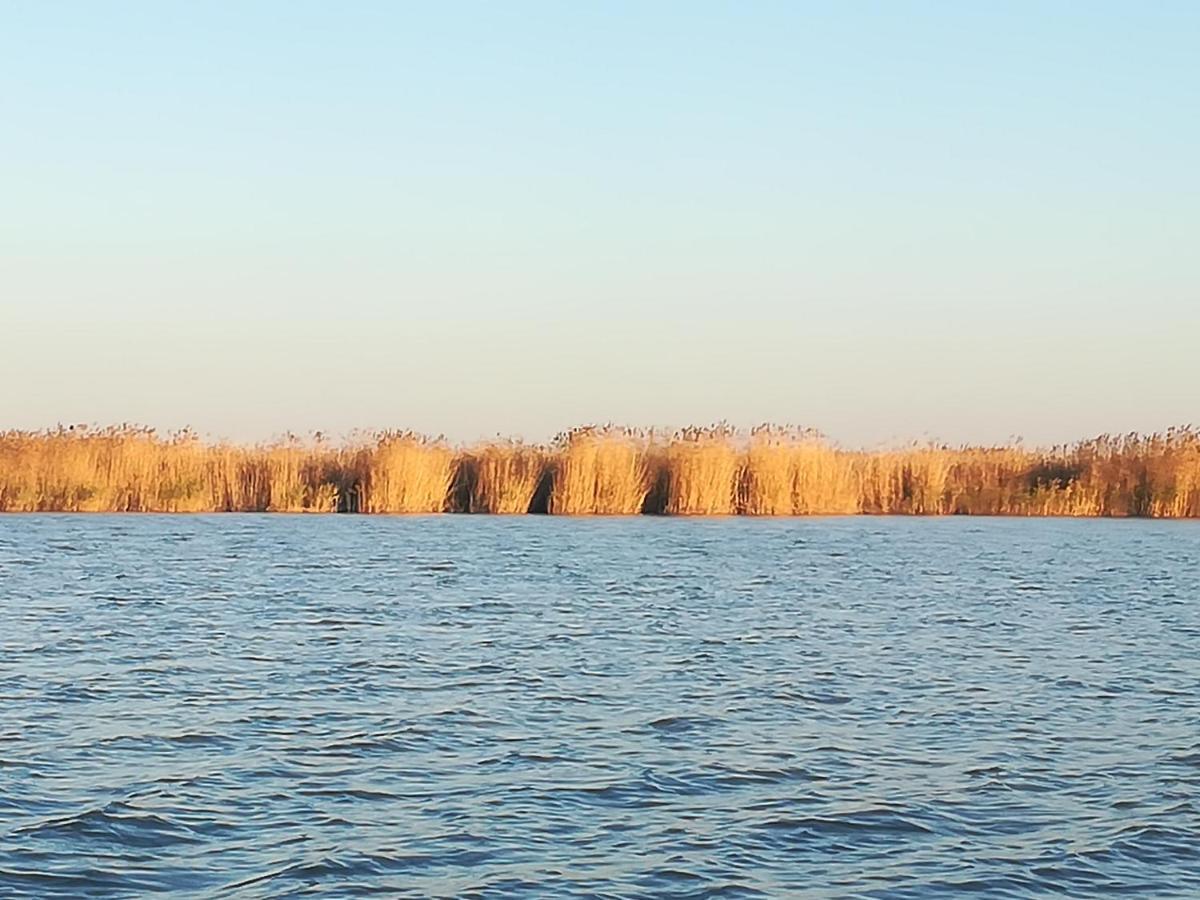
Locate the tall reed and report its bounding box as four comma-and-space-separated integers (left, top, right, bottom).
2, 423, 1198, 517
355, 432, 455, 514
738, 428, 797, 516
548, 427, 655, 515
460, 442, 548, 513
663, 426, 740, 515
737, 427, 860, 515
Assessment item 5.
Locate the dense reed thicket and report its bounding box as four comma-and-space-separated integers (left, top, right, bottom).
459, 442, 548, 514
2, 425, 1198, 516
548, 427, 657, 515
663, 427, 740, 515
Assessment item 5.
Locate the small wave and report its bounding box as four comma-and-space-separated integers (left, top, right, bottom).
224, 847, 495, 891
16, 803, 203, 848
755, 808, 937, 840
295, 787, 400, 802
641, 715, 718, 734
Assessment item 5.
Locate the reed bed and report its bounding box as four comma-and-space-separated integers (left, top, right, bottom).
2, 424, 1198, 517
459, 442, 548, 514
738, 427, 861, 515
548, 427, 656, 515
354, 432, 455, 514
663, 426, 740, 515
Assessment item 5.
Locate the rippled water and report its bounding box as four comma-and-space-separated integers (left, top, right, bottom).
2, 516, 1199, 897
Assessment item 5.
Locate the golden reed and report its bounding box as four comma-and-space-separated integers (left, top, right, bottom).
549, 427, 655, 515
1, 424, 1198, 517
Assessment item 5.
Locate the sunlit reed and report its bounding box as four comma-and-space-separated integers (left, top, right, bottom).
459, 442, 548, 514
2, 424, 1197, 517
548, 427, 655, 515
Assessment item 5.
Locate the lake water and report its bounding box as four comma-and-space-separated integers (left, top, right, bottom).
1, 515, 1198, 897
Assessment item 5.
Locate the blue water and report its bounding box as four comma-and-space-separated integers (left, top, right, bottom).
1, 516, 1198, 898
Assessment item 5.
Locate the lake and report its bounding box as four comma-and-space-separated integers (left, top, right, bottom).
1, 516, 1198, 897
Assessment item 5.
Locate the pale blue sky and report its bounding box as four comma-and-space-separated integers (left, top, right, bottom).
3, 1, 1196, 446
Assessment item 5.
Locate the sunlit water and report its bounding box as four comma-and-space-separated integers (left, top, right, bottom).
1, 515, 1198, 898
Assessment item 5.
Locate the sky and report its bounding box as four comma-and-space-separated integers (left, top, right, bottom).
2, 1, 1196, 447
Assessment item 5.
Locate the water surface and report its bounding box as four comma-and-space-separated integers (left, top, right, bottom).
2, 516, 1198, 897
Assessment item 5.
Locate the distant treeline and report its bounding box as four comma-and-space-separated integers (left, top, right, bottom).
1, 425, 1198, 517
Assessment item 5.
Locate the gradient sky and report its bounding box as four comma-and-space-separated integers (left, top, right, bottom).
3, 1, 1196, 447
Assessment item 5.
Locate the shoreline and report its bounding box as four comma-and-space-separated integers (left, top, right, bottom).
3, 424, 1198, 518
3, 511, 1199, 519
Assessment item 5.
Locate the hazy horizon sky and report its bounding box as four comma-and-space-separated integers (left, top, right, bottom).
3, 1, 1196, 447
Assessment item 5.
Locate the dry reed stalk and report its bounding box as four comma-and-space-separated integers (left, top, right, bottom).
0, 426, 350, 512
462, 443, 547, 513
739, 434, 797, 515
548, 427, 654, 515
2, 424, 1199, 517
358, 432, 455, 513
856, 449, 945, 515
738, 428, 859, 515
663, 428, 740, 515
792, 444, 859, 514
